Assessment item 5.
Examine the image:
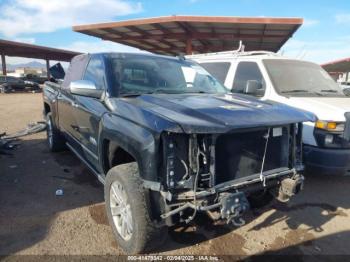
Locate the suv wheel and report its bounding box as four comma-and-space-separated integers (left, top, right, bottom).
46, 112, 66, 152
105, 163, 167, 254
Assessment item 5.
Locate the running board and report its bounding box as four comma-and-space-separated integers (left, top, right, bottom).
65, 142, 105, 185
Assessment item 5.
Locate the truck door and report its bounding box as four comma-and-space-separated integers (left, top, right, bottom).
72, 56, 107, 170
57, 54, 89, 148
57, 84, 79, 145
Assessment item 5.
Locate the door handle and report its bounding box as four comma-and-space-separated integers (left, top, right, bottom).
71, 101, 79, 108
71, 125, 80, 131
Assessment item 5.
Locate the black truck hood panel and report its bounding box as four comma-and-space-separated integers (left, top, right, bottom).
107, 93, 315, 134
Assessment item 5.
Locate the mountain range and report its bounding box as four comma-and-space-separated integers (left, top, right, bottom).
0, 61, 45, 71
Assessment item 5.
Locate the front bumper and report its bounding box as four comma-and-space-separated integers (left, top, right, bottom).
304, 145, 350, 175
162, 168, 303, 225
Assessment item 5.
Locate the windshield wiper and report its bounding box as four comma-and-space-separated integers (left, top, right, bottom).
320, 89, 339, 93
119, 92, 144, 97
281, 89, 309, 93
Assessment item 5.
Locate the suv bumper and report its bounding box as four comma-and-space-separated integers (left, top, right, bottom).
304, 145, 350, 175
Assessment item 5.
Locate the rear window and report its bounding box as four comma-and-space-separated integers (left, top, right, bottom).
199, 62, 230, 85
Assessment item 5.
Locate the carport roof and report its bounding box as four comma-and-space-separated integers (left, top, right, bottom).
322, 57, 350, 73
0, 39, 81, 62
73, 15, 303, 56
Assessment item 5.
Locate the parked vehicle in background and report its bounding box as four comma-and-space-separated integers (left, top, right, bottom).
190, 51, 350, 175
343, 87, 350, 96
43, 52, 313, 254
339, 82, 350, 90
0, 75, 40, 93
22, 74, 47, 84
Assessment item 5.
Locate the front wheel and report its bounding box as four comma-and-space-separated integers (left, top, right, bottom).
105, 163, 167, 254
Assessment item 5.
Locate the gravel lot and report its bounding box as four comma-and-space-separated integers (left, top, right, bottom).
1, 93, 350, 259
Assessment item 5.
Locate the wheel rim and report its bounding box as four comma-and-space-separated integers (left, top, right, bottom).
47, 117, 53, 147
110, 181, 133, 241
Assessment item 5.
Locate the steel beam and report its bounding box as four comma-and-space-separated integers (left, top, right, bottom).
46, 59, 50, 80
186, 38, 193, 55
1, 54, 6, 76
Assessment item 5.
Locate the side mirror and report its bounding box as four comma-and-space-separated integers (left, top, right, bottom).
244, 80, 263, 95
70, 80, 103, 99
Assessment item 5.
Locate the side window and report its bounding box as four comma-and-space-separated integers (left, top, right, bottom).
232, 62, 265, 95
83, 57, 106, 89
199, 62, 230, 85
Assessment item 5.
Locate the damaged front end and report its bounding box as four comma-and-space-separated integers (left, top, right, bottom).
158, 123, 305, 227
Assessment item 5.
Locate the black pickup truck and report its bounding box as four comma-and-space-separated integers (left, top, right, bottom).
43, 52, 314, 254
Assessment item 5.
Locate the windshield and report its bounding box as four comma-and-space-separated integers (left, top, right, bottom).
263, 59, 346, 97
110, 55, 227, 96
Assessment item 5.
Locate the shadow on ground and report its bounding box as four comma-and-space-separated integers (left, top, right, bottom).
247, 231, 350, 261
1, 136, 350, 256
0, 137, 103, 254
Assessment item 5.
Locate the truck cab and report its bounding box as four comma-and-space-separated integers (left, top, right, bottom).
190, 51, 350, 175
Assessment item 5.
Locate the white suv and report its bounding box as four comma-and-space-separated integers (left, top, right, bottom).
189, 51, 350, 175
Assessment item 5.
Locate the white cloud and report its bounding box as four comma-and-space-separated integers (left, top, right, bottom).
335, 13, 350, 23
59, 40, 148, 54
303, 19, 320, 27
12, 37, 36, 44
0, 0, 142, 37
3, 39, 148, 66
282, 38, 350, 64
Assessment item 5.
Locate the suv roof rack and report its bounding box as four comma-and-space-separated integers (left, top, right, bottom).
186, 50, 280, 59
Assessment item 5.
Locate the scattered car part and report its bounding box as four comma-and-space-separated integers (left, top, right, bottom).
2, 122, 46, 140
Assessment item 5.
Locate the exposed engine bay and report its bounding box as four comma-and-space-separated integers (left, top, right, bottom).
158, 123, 305, 226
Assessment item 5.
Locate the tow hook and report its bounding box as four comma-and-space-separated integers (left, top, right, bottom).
219, 192, 250, 226
277, 174, 304, 202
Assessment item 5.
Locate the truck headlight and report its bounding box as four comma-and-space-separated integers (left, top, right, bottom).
315, 120, 345, 132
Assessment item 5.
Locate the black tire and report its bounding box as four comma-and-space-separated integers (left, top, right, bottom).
46, 112, 66, 152
0, 85, 11, 93
105, 162, 167, 254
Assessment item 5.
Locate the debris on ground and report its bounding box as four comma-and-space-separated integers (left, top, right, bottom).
2, 122, 46, 140
0, 121, 46, 155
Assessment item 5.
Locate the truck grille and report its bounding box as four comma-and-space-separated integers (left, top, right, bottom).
215, 126, 290, 184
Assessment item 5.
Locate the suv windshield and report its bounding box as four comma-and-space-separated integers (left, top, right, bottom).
110, 54, 227, 96
263, 59, 346, 97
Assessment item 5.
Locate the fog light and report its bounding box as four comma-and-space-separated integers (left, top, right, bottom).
325, 134, 334, 144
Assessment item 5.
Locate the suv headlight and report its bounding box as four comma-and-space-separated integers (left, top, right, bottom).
314, 120, 350, 148
315, 120, 345, 132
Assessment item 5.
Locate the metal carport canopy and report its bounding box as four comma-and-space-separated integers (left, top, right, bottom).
0, 39, 80, 61
322, 57, 350, 73
73, 15, 303, 56
0, 38, 81, 77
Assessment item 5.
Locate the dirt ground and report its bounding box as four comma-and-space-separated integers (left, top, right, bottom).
1, 93, 350, 259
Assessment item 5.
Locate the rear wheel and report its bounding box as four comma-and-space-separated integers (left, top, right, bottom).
105, 163, 167, 254
46, 112, 66, 152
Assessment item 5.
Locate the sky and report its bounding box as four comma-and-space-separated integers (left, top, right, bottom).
0, 0, 350, 65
